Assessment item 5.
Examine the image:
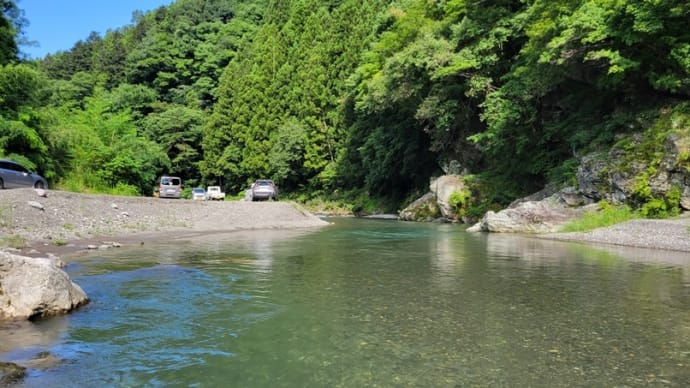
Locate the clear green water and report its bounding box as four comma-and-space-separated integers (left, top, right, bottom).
2, 218, 689, 387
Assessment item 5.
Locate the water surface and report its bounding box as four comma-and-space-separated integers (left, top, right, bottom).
2, 218, 689, 387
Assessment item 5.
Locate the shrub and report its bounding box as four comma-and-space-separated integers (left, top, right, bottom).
639, 186, 682, 219
449, 189, 471, 219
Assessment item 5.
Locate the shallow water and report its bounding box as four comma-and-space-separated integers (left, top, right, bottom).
2, 218, 689, 387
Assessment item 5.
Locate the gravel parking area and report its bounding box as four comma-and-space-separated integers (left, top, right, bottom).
0, 188, 328, 256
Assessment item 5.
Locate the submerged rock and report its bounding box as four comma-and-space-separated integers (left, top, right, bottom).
0, 362, 26, 385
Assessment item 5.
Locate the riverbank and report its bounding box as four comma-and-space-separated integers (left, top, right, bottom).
0, 188, 329, 258
2, 188, 690, 258
538, 213, 690, 252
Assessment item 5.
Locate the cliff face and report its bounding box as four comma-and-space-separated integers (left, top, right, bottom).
577, 126, 690, 215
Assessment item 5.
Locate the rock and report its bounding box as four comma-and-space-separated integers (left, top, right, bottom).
681, 186, 690, 211
34, 188, 47, 197
23, 351, 63, 370
0, 251, 89, 320
509, 186, 559, 208
399, 192, 441, 222
468, 195, 592, 233
0, 362, 26, 385
111, 203, 119, 209
27, 201, 45, 211
577, 131, 690, 207
430, 175, 466, 220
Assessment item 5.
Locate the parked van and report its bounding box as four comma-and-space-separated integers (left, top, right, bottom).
158, 176, 183, 198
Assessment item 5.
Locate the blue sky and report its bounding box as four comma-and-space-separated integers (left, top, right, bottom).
19, 0, 172, 59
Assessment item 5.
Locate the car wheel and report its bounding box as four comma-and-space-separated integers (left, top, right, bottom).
0, 178, 4, 189
34, 181, 45, 189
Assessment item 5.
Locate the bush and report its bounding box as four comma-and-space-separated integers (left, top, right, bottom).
639, 187, 682, 219
448, 189, 471, 219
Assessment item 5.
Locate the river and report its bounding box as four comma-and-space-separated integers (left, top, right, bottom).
2, 218, 689, 387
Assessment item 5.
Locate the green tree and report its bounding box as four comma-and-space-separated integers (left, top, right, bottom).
142, 104, 204, 180
0, 0, 22, 63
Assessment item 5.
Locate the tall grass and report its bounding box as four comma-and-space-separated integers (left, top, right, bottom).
560, 202, 638, 232
57, 175, 141, 196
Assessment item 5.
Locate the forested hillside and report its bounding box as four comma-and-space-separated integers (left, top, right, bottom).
1, 0, 689, 212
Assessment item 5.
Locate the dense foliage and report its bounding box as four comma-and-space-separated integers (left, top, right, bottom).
1, 0, 688, 209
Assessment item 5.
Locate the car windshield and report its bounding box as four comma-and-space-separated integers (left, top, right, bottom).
162, 177, 181, 185
193, 188, 204, 193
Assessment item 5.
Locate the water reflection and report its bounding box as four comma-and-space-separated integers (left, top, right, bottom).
0, 319, 67, 357
1, 219, 689, 387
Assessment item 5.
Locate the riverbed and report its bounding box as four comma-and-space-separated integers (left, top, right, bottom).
2, 218, 689, 387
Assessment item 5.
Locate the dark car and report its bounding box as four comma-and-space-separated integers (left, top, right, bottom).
0, 159, 48, 189
250, 179, 279, 201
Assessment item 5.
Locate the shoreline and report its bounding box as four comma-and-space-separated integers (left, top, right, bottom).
2, 189, 690, 260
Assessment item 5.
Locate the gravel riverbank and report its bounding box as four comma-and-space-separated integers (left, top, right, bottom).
538, 213, 690, 252
0, 188, 329, 257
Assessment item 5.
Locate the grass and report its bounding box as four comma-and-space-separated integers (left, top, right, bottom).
560, 202, 639, 232
0, 235, 27, 249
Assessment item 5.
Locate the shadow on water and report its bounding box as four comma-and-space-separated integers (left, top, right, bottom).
2, 218, 689, 387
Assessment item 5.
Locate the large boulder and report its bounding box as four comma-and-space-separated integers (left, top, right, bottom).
0, 251, 89, 320
399, 192, 442, 222
430, 175, 466, 220
401, 175, 469, 222
467, 190, 595, 233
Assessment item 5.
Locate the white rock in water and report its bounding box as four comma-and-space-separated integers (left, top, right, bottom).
28, 201, 45, 211
0, 251, 89, 319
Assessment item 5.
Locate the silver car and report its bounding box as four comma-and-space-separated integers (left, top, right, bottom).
250, 179, 279, 201
158, 176, 183, 199
0, 159, 48, 189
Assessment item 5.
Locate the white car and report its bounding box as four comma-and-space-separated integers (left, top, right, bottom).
191, 187, 206, 201
206, 186, 225, 201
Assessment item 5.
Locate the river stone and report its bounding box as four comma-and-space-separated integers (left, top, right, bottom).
0, 362, 26, 385
0, 251, 89, 320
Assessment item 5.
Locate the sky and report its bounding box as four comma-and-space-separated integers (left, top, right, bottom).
18, 0, 173, 59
